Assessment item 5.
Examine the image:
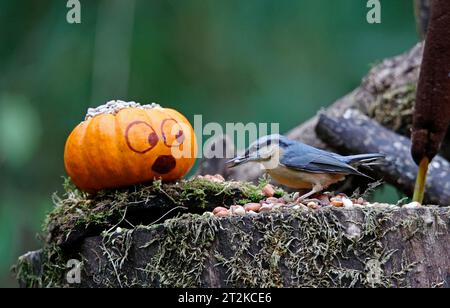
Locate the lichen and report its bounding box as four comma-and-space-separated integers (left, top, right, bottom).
14, 244, 74, 288
18, 204, 444, 288
139, 213, 220, 287
94, 228, 139, 288
367, 83, 416, 136
213, 207, 420, 288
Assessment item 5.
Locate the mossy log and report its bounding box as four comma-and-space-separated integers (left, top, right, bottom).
16, 204, 450, 288
77, 206, 450, 288
44, 179, 270, 248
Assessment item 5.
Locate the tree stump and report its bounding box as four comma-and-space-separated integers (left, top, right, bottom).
14, 179, 450, 288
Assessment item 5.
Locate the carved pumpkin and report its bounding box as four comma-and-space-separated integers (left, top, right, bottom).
64, 101, 197, 191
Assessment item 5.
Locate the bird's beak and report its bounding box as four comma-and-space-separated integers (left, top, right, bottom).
226, 155, 259, 168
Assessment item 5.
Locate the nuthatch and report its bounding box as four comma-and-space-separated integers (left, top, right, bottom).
227, 134, 385, 200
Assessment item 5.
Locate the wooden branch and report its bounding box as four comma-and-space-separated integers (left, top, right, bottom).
316, 109, 450, 205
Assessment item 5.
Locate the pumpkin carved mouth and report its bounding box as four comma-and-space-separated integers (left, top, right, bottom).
152, 155, 177, 174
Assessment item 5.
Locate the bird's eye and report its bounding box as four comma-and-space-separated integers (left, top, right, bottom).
161, 118, 185, 148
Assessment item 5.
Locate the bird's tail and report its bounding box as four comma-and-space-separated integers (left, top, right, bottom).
343, 153, 385, 167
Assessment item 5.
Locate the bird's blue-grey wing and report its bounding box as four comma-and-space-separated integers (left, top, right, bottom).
280, 145, 369, 177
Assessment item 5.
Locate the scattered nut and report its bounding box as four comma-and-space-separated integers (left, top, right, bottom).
203, 174, 225, 183
265, 197, 279, 204
259, 204, 273, 213
262, 184, 276, 197
277, 197, 287, 204
403, 201, 421, 209
230, 205, 246, 216
307, 202, 320, 209
331, 200, 344, 207
244, 203, 262, 212
342, 197, 353, 208
215, 210, 229, 218
213, 207, 228, 215
272, 203, 283, 211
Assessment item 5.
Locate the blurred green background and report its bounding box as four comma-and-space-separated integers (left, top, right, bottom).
0, 0, 417, 287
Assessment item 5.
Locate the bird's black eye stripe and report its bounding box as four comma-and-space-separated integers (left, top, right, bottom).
266, 139, 272, 147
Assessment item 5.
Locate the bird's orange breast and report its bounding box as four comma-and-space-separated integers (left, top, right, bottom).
270, 173, 313, 189
266, 164, 346, 189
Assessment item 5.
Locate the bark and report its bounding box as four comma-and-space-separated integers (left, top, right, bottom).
17, 206, 450, 288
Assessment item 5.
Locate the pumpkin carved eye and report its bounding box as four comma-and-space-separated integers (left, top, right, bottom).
161, 118, 185, 148
125, 121, 159, 154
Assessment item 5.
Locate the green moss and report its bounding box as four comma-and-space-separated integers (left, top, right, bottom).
14, 244, 73, 288
140, 213, 220, 287
44, 177, 270, 245
19, 178, 444, 288
95, 228, 139, 288
368, 83, 416, 136
214, 207, 419, 288
90, 206, 425, 288
13, 254, 42, 288
19, 205, 442, 288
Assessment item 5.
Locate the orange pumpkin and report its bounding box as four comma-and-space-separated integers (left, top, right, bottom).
64, 101, 197, 191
